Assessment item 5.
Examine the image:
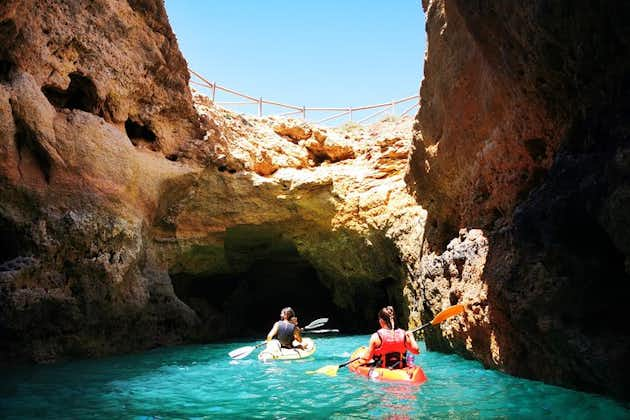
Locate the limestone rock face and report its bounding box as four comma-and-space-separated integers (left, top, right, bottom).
0, 0, 425, 362
0, 0, 201, 156
409, 0, 630, 399
155, 110, 425, 335
410, 229, 492, 361
0, 68, 201, 362
0, 0, 202, 362
273, 120, 312, 142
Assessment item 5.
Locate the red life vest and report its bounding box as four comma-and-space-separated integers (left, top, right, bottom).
373, 328, 407, 368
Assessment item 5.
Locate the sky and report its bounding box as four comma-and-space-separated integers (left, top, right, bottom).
164, 1, 426, 118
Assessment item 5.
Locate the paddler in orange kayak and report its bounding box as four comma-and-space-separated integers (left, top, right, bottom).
360, 306, 419, 368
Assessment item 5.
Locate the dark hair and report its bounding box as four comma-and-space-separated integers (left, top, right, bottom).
280, 307, 295, 320
378, 306, 395, 330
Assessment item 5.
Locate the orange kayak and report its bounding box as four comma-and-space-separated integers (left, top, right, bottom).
347, 347, 427, 384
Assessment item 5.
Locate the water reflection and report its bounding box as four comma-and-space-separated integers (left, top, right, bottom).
357, 379, 419, 418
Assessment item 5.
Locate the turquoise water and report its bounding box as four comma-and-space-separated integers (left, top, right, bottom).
1, 335, 628, 419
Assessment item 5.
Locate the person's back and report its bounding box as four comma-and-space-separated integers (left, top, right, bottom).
361, 306, 419, 369
276, 319, 296, 348
266, 307, 302, 349
373, 327, 407, 368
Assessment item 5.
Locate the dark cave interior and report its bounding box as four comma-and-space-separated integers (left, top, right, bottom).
170, 227, 407, 341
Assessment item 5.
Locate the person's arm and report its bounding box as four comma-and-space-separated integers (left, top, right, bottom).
266, 322, 279, 341
294, 325, 302, 342
405, 330, 420, 354
361, 333, 380, 362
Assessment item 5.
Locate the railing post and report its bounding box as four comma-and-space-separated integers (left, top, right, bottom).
258, 97, 263, 117
349, 107, 353, 121
302, 106, 306, 121
391, 101, 395, 115
212, 82, 216, 102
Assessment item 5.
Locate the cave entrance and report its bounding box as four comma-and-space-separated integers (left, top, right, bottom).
125, 118, 158, 147
170, 227, 406, 341
41, 72, 102, 115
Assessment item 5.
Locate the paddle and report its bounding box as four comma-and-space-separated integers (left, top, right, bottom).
302, 318, 328, 331
306, 304, 466, 377
229, 317, 329, 360
228, 342, 266, 360
408, 304, 465, 334
304, 328, 340, 334
306, 356, 362, 376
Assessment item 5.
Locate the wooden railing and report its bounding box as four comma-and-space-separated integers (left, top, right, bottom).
189, 69, 419, 125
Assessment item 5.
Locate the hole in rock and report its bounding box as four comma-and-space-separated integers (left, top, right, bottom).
0, 59, 14, 82
0, 215, 32, 271
125, 118, 157, 146
218, 165, 237, 174
0, 217, 20, 265
170, 227, 405, 340
312, 154, 327, 166
41, 72, 101, 114
523, 138, 547, 162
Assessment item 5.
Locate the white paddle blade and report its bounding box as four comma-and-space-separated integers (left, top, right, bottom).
307, 329, 339, 334
229, 346, 255, 359
303, 318, 329, 330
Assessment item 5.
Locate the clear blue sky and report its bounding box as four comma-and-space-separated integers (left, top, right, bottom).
164, 1, 426, 112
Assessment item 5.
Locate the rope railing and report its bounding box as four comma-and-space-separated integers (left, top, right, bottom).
189, 69, 419, 125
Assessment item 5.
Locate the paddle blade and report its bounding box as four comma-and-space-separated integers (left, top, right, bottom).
306, 364, 339, 377
229, 346, 255, 360
303, 318, 329, 330
431, 304, 465, 325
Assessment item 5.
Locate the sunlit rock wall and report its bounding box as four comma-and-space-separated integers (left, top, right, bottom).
155, 107, 427, 336
0, 0, 427, 363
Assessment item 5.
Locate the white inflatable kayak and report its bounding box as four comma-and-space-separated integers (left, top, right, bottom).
258, 338, 316, 361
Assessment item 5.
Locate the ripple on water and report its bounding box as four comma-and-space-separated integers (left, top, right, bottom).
0, 336, 629, 419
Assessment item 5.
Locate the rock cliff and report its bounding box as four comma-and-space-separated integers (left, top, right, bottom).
2, 0, 628, 402
408, 0, 630, 399
0, 0, 424, 362
157, 106, 425, 337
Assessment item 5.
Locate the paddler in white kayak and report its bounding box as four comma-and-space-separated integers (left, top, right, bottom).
265, 307, 303, 351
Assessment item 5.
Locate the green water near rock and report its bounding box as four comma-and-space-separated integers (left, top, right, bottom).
1, 335, 628, 419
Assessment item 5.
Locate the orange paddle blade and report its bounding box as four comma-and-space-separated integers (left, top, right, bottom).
431, 304, 465, 325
